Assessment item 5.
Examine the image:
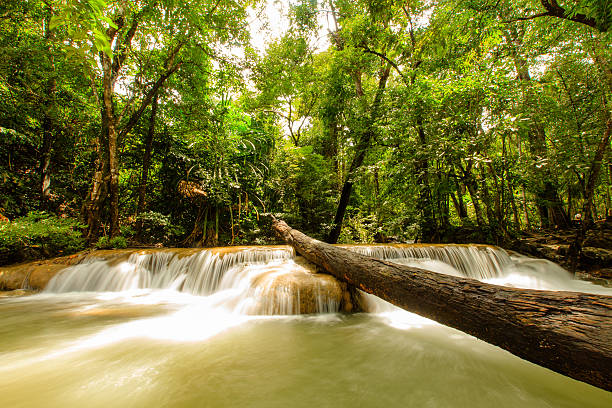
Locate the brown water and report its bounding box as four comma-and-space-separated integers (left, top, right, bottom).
1, 246, 611, 407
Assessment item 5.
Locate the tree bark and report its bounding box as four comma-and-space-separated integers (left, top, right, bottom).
83, 9, 181, 240
40, 105, 54, 207
451, 174, 469, 224
415, 118, 436, 241
272, 218, 612, 392
508, 181, 522, 228
105, 68, 121, 239
84, 108, 109, 242
458, 161, 485, 227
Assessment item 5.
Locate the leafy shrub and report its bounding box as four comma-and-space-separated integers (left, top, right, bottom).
120, 225, 135, 238
95, 235, 128, 249
0, 211, 85, 264
136, 211, 184, 244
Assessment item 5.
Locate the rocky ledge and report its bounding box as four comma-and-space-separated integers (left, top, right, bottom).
509, 220, 612, 285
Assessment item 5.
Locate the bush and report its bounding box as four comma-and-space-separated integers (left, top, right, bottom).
95, 235, 128, 249
0, 211, 85, 264
136, 211, 184, 244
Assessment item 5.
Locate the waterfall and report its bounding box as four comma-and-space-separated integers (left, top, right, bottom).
44, 243, 605, 316
46, 248, 294, 294
45, 247, 344, 315
342, 244, 512, 279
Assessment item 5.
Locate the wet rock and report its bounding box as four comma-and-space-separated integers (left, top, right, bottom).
592, 268, 612, 279
0, 253, 87, 290
0, 289, 38, 298
509, 240, 565, 263
247, 259, 349, 315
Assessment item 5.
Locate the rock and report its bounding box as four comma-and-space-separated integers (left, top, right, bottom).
0, 252, 87, 290
575, 271, 612, 288
509, 240, 542, 258
583, 231, 612, 249
581, 247, 612, 267
247, 258, 349, 315
592, 268, 612, 280
0, 289, 37, 298
538, 244, 563, 261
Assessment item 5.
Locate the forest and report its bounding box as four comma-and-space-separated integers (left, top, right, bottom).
1, 0, 611, 263
2, 1, 612, 401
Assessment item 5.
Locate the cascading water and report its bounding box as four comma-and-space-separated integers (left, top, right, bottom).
44, 244, 609, 314
46, 248, 295, 294
343, 244, 511, 279
44, 247, 345, 315
2, 244, 611, 407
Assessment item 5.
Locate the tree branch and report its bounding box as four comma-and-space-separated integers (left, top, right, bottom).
358, 45, 410, 86
507, 1, 604, 31
118, 62, 181, 140
117, 40, 187, 139
503, 12, 551, 24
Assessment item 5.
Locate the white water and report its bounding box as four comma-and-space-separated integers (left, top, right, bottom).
2, 244, 611, 407
44, 244, 611, 315
46, 248, 294, 295
44, 248, 345, 315
344, 244, 512, 279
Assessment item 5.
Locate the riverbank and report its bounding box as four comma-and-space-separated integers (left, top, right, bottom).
507, 221, 612, 285
2, 224, 612, 294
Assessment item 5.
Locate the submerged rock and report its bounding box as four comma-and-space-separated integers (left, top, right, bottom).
0, 289, 38, 298
0, 256, 83, 291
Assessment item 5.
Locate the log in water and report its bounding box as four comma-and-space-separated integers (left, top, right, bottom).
272, 218, 612, 391
1, 242, 611, 406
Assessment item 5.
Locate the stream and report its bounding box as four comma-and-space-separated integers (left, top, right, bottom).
1, 245, 610, 407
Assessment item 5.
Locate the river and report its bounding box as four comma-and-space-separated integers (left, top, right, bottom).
1, 245, 610, 407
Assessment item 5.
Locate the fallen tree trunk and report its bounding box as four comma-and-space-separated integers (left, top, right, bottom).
272, 218, 612, 391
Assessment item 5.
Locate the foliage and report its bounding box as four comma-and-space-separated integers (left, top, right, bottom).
0, 0, 611, 256
95, 235, 128, 250
0, 212, 85, 264
136, 211, 185, 244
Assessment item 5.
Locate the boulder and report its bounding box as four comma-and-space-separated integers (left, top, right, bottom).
583, 230, 612, 249
247, 257, 352, 315
581, 247, 612, 268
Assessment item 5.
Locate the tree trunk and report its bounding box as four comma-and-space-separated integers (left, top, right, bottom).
40, 109, 54, 208
479, 170, 496, 224
327, 67, 391, 243
450, 190, 469, 225
582, 112, 612, 225
508, 181, 521, 228
521, 183, 532, 229
460, 162, 485, 227
135, 94, 159, 237
83, 10, 180, 241
451, 174, 469, 225
272, 218, 612, 392
84, 106, 110, 242
327, 174, 356, 244
40, 11, 55, 209
505, 25, 569, 228
107, 121, 120, 238
415, 119, 436, 241
100, 55, 121, 239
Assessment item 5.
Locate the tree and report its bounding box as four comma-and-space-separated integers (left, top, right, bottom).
51, 0, 255, 239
